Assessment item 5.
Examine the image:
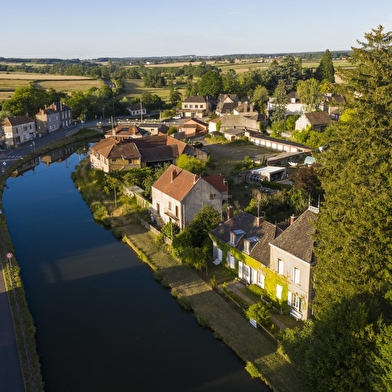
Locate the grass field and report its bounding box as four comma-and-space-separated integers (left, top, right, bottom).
0, 72, 102, 98
0, 58, 351, 102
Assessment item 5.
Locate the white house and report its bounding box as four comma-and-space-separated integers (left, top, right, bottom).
1, 114, 36, 147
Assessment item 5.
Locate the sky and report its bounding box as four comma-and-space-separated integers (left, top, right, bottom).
1, 0, 392, 60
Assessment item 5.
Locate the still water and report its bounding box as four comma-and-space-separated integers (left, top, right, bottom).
3, 149, 269, 392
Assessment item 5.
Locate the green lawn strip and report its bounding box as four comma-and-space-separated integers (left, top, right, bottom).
73, 159, 308, 392
119, 221, 307, 392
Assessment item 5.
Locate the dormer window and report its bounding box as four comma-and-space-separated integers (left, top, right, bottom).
243, 236, 258, 254
229, 229, 245, 246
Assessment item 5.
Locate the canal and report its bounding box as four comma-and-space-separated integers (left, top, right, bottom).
3, 147, 269, 392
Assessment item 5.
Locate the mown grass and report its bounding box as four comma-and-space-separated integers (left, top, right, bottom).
71, 158, 309, 392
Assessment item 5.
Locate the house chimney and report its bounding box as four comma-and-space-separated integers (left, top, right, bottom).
227, 205, 234, 221
171, 169, 177, 182
194, 174, 198, 183
290, 214, 296, 225
256, 215, 263, 226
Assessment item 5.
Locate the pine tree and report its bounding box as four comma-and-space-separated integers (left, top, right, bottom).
315, 49, 335, 83
308, 25, 392, 391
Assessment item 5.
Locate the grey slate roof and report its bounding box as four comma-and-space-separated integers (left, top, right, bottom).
270, 208, 317, 264
210, 211, 283, 267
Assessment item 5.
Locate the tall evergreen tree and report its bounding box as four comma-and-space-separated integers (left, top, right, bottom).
315, 49, 335, 83
309, 25, 392, 391
270, 79, 286, 124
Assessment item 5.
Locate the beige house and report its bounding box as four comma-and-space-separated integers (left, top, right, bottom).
181, 117, 208, 138
295, 112, 332, 133
180, 96, 208, 118
36, 106, 61, 135
1, 114, 36, 147
151, 165, 228, 229
209, 207, 318, 321
89, 135, 208, 173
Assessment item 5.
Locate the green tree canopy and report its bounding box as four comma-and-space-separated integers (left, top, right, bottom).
270, 79, 286, 124
305, 25, 392, 391
2, 85, 50, 116
315, 49, 335, 83
296, 78, 322, 111
198, 70, 223, 97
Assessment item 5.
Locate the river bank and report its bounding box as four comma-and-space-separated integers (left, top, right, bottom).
72, 159, 308, 392
0, 129, 101, 392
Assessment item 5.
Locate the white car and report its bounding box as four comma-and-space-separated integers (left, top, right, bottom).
172, 115, 181, 120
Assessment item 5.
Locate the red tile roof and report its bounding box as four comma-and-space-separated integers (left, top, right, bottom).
152, 165, 199, 201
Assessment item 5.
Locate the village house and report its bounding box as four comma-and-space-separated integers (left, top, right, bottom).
104, 124, 148, 140
216, 94, 239, 115
151, 164, 228, 229
1, 114, 36, 147
126, 103, 147, 118
181, 117, 208, 138
209, 206, 318, 321
49, 102, 72, 128
267, 91, 306, 118
295, 112, 332, 132
180, 95, 208, 118
36, 105, 61, 135
319, 93, 346, 119
89, 135, 208, 173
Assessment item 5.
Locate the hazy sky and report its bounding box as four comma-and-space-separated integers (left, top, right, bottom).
1, 0, 392, 59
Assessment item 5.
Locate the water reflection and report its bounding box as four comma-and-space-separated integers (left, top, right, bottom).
3, 147, 269, 392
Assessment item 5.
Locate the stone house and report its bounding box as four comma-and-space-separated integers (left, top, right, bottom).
1, 114, 36, 147
49, 102, 72, 128
36, 106, 61, 135
151, 164, 228, 229
89, 135, 208, 173
209, 207, 318, 320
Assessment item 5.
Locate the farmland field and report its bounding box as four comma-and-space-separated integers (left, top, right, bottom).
0, 72, 102, 98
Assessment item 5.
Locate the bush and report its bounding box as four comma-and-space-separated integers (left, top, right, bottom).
246, 302, 272, 327
245, 361, 260, 379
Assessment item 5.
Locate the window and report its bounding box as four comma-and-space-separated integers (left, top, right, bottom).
230, 232, 235, 244
168, 201, 172, 211
243, 265, 250, 283
293, 267, 300, 284
257, 273, 265, 288
289, 292, 301, 311
276, 284, 282, 300
278, 259, 284, 275
175, 206, 179, 218
243, 240, 250, 254
156, 203, 160, 214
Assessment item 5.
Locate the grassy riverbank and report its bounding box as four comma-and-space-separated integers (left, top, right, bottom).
72, 158, 308, 392
0, 128, 102, 392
